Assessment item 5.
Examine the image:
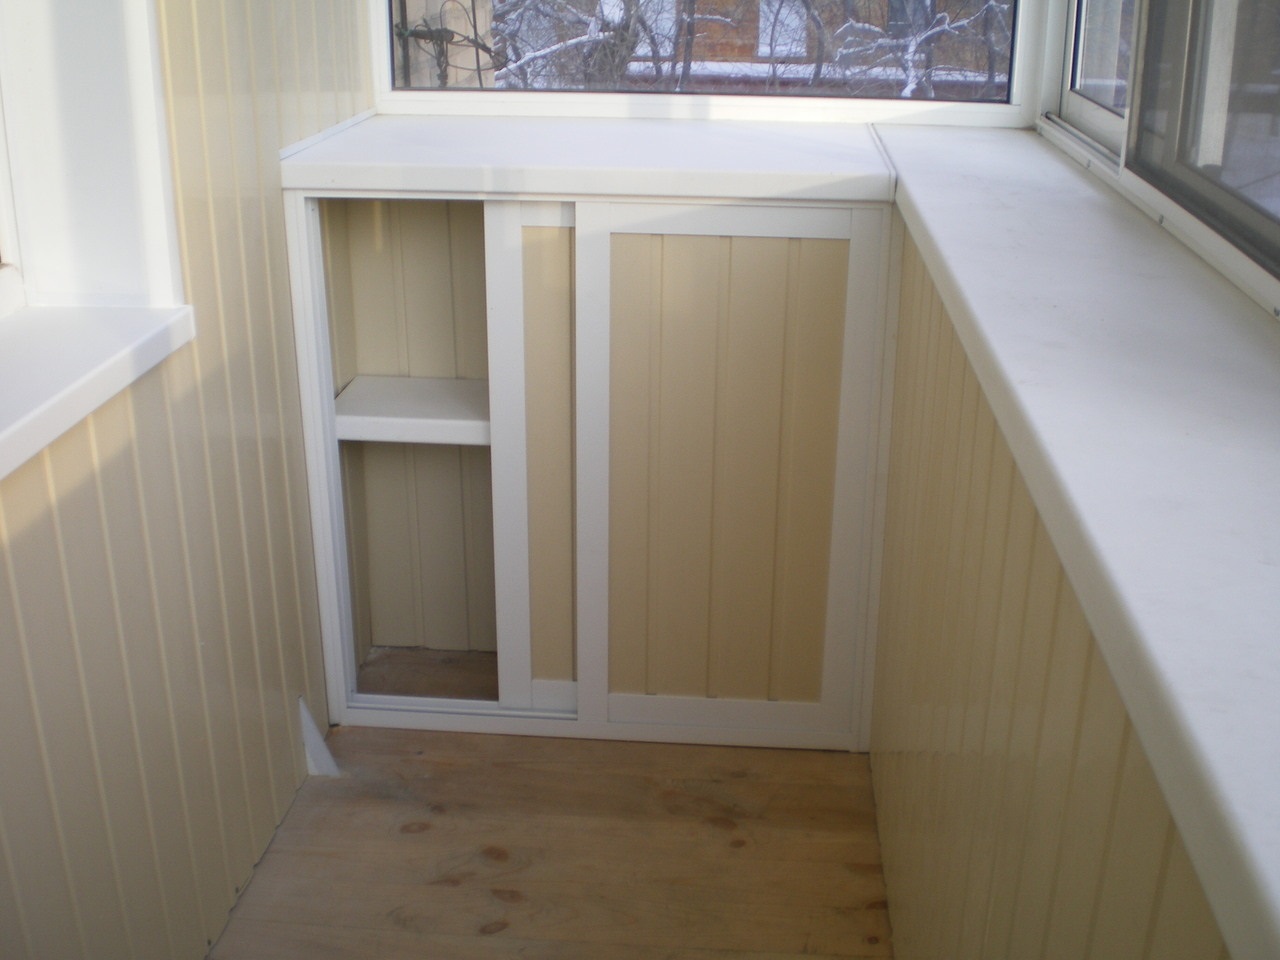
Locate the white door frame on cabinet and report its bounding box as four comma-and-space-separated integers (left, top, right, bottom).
574, 200, 889, 748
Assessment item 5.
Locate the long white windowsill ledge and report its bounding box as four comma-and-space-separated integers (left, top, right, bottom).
0, 305, 195, 482
877, 125, 1280, 960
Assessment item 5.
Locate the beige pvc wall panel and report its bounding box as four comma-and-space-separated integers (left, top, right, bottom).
523, 227, 576, 681
871, 228, 1230, 960
323, 201, 488, 386
322, 200, 497, 655
0, 2, 371, 959
609, 233, 847, 702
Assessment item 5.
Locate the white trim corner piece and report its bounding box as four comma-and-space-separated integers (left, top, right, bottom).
282, 191, 357, 723
299, 697, 341, 777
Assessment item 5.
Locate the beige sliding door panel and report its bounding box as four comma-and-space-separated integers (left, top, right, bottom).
522, 224, 577, 688
575, 202, 887, 747
608, 233, 844, 701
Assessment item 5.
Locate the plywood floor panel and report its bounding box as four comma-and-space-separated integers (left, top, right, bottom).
211, 729, 891, 959
356, 647, 498, 700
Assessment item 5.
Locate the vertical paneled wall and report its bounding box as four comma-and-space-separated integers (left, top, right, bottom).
608, 233, 847, 702
871, 228, 1230, 960
323, 201, 496, 659
0, 3, 371, 959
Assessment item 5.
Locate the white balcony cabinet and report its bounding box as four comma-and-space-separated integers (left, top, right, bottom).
282, 115, 894, 748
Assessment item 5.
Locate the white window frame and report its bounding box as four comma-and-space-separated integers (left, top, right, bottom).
1056, 0, 1132, 156
0, 70, 22, 321
368, 0, 1049, 126
1039, 0, 1280, 318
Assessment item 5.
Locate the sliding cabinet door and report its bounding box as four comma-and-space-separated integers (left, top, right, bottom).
575, 203, 888, 748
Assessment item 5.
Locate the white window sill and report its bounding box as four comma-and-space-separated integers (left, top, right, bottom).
0, 305, 195, 482
878, 124, 1280, 960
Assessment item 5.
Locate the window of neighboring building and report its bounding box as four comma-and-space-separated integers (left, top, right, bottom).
757, 0, 808, 59
386, 0, 1015, 100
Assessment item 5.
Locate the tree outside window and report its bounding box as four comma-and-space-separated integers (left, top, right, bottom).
389, 0, 1014, 100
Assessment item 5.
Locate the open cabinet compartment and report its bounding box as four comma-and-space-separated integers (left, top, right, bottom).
321, 198, 500, 704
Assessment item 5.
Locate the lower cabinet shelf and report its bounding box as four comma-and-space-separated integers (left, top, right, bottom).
334, 374, 490, 445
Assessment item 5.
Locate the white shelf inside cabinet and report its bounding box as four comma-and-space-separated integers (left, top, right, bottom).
334, 375, 490, 445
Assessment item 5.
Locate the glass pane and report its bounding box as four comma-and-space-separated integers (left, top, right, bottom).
1072, 0, 1134, 113
389, 0, 1015, 100
1181, 0, 1280, 220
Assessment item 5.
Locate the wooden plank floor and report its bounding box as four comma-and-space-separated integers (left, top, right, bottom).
356, 647, 499, 700
210, 728, 893, 959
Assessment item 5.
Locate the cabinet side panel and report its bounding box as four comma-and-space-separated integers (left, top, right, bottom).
523, 227, 576, 681
341, 443, 373, 667
449, 202, 490, 380
321, 202, 358, 390
871, 226, 1230, 960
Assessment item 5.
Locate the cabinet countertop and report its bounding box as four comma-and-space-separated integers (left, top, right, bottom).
281, 114, 893, 203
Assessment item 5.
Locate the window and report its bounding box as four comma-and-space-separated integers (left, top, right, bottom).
1052, 0, 1280, 285
1130, 0, 1280, 277
1058, 0, 1136, 153
1073, 0, 1133, 112
387, 0, 1015, 100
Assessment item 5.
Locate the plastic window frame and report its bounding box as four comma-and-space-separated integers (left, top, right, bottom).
368, 0, 1049, 126
1040, 0, 1280, 316
0, 72, 22, 321
1126, 0, 1280, 280
1056, 0, 1134, 156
